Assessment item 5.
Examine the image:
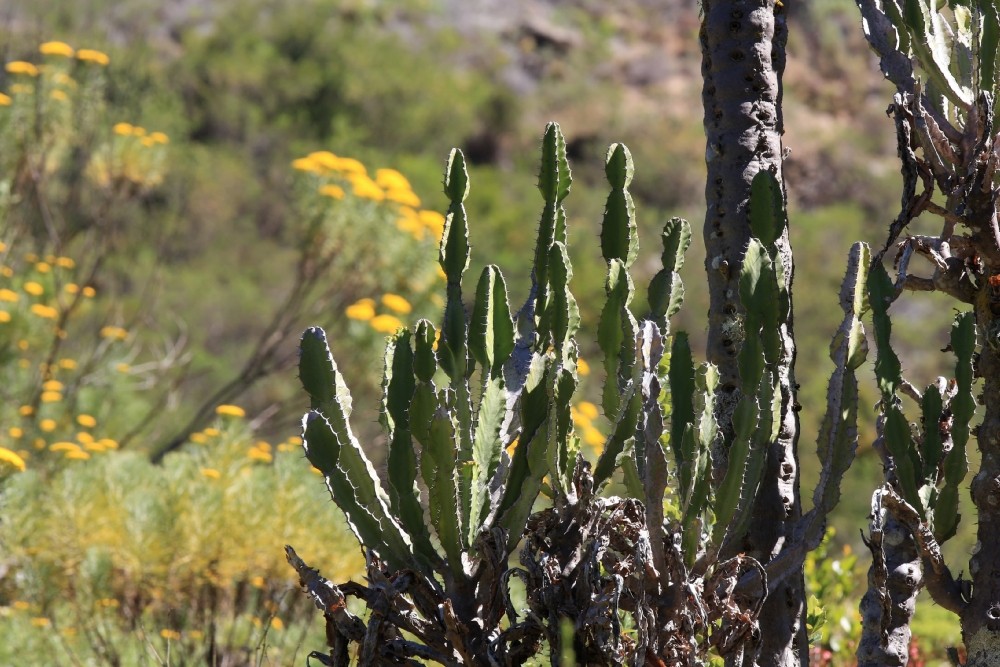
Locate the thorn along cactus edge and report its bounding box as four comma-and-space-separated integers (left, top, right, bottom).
285, 123, 871, 666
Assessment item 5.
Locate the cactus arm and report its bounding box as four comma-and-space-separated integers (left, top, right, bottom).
470, 376, 507, 539
856, 0, 917, 95
496, 352, 551, 550
648, 217, 691, 334
668, 332, 696, 477
438, 149, 476, 544
903, 0, 973, 107
592, 380, 639, 489
598, 260, 637, 419
302, 411, 415, 570
533, 122, 572, 338
382, 330, 441, 572
469, 266, 515, 377
803, 243, 870, 547
869, 263, 925, 513
712, 391, 761, 546
934, 311, 977, 542
299, 328, 415, 569
599, 143, 638, 269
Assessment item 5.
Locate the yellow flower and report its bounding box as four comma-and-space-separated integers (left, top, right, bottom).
23, 282, 44, 296
385, 189, 421, 208
318, 184, 345, 199
0, 312, 9, 323
0, 447, 26, 473
215, 404, 245, 418
115, 362, 130, 374
0, 93, 10, 106
349, 175, 385, 201
76, 49, 109, 66
202, 427, 220, 437
370, 314, 403, 334
1, 267, 12, 277
576, 401, 599, 421
50, 442, 79, 453
271, 617, 284, 630
250, 576, 265, 588
40, 419, 56, 432
30, 304, 58, 319
381, 293, 412, 314
310, 466, 322, 475
98, 438, 118, 450
33, 439, 45, 449
82, 286, 96, 297
190, 433, 207, 444
160, 629, 181, 641
345, 298, 376, 321
291, 157, 322, 173
148, 131, 169, 144
58, 358, 77, 369
18, 405, 33, 416
307, 151, 340, 170
97, 598, 119, 608
577, 358, 591, 376
40, 391, 62, 403
39, 41, 74, 57
5, 61, 39, 76
200, 467, 221, 479
43, 380, 63, 391
188, 630, 204, 640
8, 427, 23, 439
49, 89, 68, 102
375, 168, 411, 191
35, 262, 51, 273
56, 256, 75, 269
140, 136, 156, 147
30, 617, 50, 628
248, 447, 273, 463
65, 450, 90, 460
77, 414, 97, 428
112, 122, 134, 136
12, 601, 30, 611
287, 436, 303, 446
64, 283, 79, 294
131, 126, 146, 137
77, 432, 95, 445
335, 157, 366, 176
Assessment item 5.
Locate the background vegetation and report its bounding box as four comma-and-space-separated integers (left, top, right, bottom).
0, 0, 970, 663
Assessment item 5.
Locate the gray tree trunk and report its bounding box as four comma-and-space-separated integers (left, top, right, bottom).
700, 2, 806, 666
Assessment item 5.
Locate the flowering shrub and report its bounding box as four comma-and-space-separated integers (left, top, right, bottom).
0, 409, 363, 664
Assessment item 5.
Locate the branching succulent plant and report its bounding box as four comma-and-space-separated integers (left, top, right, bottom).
285, 121, 875, 666
853, 0, 1000, 663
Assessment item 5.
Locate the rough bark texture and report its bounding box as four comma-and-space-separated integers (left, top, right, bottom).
856, 496, 921, 666
701, 2, 805, 666
966, 300, 1000, 665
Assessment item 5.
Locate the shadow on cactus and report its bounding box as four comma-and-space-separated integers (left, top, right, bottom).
284, 125, 871, 666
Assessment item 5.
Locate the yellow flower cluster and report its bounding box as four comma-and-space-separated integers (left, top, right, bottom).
87, 123, 169, 189
345, 294, 415, 334
0, 42, 109, 111
292, 151, 446, 239
215, 404, 246, 418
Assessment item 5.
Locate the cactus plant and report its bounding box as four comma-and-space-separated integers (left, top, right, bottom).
852, 0, 1000, 663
